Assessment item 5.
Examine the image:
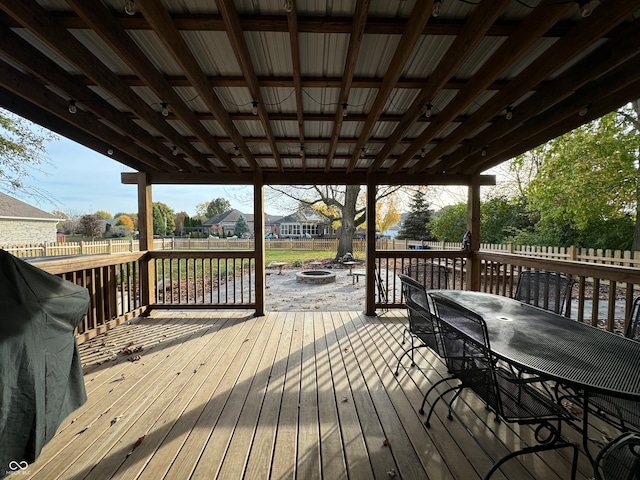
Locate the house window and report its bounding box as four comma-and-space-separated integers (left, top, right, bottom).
281, 224, 301, 236
302, 224, 318, 235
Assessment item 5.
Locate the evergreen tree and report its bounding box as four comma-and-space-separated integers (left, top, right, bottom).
234, 214, 250, 237
396, 190, 433, 240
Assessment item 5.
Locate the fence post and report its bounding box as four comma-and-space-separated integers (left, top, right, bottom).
108, 239, 113, 254
80, 241, 85, 254
568, 245, 577, 261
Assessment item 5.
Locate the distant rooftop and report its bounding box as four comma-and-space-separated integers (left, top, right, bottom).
0, 192, 60, 221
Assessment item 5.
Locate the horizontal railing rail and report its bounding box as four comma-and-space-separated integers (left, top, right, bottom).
25, 246, 640, 343
373, 250, 470, 309
147, 250, 257, 310
476, 251, 640, 334
30, 252, 145, 344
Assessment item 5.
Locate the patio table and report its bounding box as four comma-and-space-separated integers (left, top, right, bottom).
429, 290, 640, 463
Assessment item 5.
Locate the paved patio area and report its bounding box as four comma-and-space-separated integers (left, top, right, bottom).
265, 267, 374, 311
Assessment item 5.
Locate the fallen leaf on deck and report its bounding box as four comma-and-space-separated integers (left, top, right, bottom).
382, 438, 390, 447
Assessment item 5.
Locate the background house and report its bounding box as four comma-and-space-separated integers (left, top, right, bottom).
273, 209, 331, 238
0, 193, 60, 245
203, 209, 281, 237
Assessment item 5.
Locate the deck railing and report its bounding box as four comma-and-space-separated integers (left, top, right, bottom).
374, 250, 470, 308
147, 250, 257, 309
30, 252, 144, 344
27, 247, 640, 344
476, 251, 640, 334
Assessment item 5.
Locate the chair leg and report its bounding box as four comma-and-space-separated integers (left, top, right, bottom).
445, 389, 463, 420
402, 327, 408, 345
483, 439, 578, 480
394, 345, 426, 376
419, 376, 454, 414
424, 385, 462, 428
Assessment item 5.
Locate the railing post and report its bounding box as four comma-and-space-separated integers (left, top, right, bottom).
365, 174, 377, 316
137, 172, 155, 309
467, 176, 482, 291
254, 174, 266, 316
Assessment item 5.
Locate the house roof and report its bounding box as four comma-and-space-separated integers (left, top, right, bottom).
202, 209, 249, 226
0, 192, 60, 221
0, 1, 638, 188
204, 209, 282, 226
275, 209, 328, 225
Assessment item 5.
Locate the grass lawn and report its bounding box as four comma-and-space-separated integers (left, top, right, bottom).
264, 249, 363, 266
152, 249, 365, 284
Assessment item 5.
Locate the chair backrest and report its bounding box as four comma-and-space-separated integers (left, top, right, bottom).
514, 270, 575, 316
626, 297, 640, 341
404, 261, 449, 290
398, 274, 441, 354
431, 295, 568, 424
430, 295, 499, 410
594, 432, 640, 480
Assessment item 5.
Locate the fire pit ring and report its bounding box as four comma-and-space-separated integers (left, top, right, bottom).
295, 270, 336, 284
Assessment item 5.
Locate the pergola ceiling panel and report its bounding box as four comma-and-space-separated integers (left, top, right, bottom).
0, 0, 636, 183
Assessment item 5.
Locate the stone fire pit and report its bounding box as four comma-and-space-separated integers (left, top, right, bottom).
295, 270, 336, 284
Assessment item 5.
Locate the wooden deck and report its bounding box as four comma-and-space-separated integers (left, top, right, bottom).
12, 310, 598, 480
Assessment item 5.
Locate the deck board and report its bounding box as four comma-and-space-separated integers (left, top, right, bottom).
9, 310, 597, 480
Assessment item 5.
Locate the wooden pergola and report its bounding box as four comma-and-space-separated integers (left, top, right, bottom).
1, 0, 639, 315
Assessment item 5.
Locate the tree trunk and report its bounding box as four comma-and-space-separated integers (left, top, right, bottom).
335, 185, 361, 259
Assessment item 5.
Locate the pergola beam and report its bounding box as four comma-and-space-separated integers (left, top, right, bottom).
121, 171, 496, 187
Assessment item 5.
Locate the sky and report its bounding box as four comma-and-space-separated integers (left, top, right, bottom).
21, 136, 260, 217
15, 130, 478, 219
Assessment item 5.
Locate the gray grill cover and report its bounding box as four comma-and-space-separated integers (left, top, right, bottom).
0, 250, 89, 474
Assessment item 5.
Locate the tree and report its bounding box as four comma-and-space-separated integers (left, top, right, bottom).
78, 214, 103, 239
152, 202, 175, 236
376, 197, 401, 234
481, 196, 534, 244
195, 198, 231, 220
234, 214, 250, 237
429, 203, 467, 242
267, 184, 401, 259
94, 210, 112, 220
521, 109, 638, 249
174, 211, 188, 235
0, 110, 56, 199
206, 198, 231, 219
114, 212, 138, 230
396, 189, 433, 240
115, 214, 134, 231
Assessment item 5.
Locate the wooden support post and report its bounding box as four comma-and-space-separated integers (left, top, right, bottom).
137, 172, 155, 309
467, 175, 482, 291
254, 174, 266, 317
365, 175, 377, 316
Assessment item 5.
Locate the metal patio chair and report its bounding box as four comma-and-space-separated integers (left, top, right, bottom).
423, 295, 578, 480
401, 260, 449, 344
594, 432, 640, 480
558, 297, 640, 434
514, 270, 575, 316
626, 296, 640, 341
404, 260, 449, 291
395, 274, 444, 377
